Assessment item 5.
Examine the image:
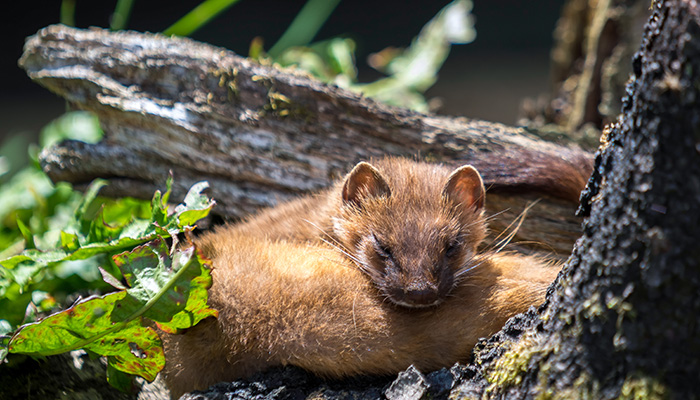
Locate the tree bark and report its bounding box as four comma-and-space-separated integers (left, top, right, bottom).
520, 0, 650, 149
20, 25, 592, 258
459, 0, 700, 398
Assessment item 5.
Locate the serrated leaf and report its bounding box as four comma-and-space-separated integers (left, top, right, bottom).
8, 292, 164, 381
111, 238, 217, 329
155, 245, 217, 333
173, 181, 215, 227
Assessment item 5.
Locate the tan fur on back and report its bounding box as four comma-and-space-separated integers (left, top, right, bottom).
161, 158, 562, 398
162, 233, 559, 397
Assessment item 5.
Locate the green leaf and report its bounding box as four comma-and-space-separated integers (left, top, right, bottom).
107, 361, 135, 392
88, 209, 124, 244
40, 111, 104, 150
99, 267, 127, 290
60, 231, 80, 252
267, 0, 342, 57
110, 0, 135, 31
8, 291, 164, 381
0, 250, 69, 270
75, 179, 108, 235
163, 0, 242, 37
16, 219, 35, 250
2, 176, 216, 382
111, 238, 217, 331
155, 245, 217, 333
172, 181, 215, 228
356, 0, 475, 111
162, 172, 173, 207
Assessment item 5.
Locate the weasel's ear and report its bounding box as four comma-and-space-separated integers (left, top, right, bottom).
342, 162, 391, 206
443, 165, 485, 212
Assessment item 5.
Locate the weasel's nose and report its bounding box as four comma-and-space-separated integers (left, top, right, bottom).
399, 281, 441, 308
404, 288, 439, 306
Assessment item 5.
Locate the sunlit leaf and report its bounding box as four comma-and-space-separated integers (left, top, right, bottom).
172, 181, 215, 228
8, 292, 164, 381
111, 238, 217, 330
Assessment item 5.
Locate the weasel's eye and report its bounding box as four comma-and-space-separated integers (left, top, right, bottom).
372, 234, 393, 260
445, 241, 460, 258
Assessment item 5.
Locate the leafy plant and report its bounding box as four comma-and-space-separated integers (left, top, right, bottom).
2, 0, 475, 391
0, 176, 217, 390
271, 0, 476, 111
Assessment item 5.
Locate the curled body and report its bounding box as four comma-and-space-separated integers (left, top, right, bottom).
161, 157, 562, 397
162, 233, 558, 398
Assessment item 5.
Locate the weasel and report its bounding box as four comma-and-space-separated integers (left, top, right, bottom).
161, 158, 561, 397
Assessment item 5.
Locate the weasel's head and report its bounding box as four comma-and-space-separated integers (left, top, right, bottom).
332, 160, 487, 309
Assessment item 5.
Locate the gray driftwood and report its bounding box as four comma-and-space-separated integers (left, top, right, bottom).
20, 25, 593, 257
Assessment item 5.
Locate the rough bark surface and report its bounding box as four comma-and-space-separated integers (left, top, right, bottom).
13, 0, 699, 398
19, 25, 593, 258
465, 0, 700, 398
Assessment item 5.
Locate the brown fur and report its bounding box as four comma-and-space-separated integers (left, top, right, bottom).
161, 158, 562, 397
212, 158, 491, 308
162, 234, 559, 398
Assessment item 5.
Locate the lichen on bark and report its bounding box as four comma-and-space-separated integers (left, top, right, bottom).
466, 0, 700, 398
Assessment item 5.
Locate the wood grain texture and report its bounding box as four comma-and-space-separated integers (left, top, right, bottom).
20, 25, 594, 257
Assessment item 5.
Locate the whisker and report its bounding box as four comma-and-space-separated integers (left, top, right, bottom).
486, 200, 540, 255
499, 239, 558, 256
302, 219, 345, 245
319, 237, 363, 265
484, 208, 513, 247
453, 255, 486, 283
484, 208, 509, 222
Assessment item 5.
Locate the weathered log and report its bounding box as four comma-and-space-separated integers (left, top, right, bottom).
20, 25, 593, 257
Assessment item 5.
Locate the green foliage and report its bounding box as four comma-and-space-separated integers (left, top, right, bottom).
7, 238, 215, 383
0, 112, 106, 331
110, 0, 136, 31
163, 0, 243, 37
3, 0, 473, 391
267, 0, 343, 58
0, 109, 216, 389
1, 177, 216, 387
271, 0, 476, 111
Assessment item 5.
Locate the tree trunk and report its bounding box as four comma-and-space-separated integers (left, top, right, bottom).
20, 25, 592, 258
458, 0, 700, 397
520, 0, 650, 149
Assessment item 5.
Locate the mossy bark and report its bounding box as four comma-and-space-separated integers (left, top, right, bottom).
464, 0, 700, 398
